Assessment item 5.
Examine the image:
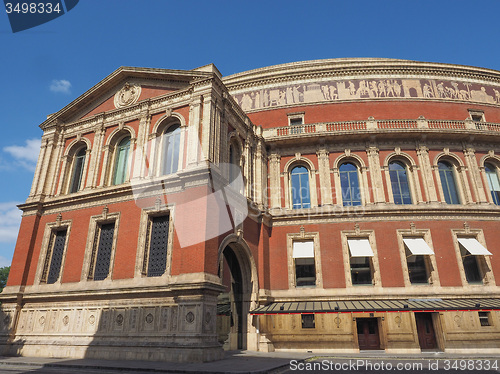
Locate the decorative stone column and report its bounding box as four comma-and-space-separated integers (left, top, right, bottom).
316, 149, 333, 205
87, 119, 105, 188
463, 146, 488, 203
268, 153, 281, 209
366, 146, 385, 203
416, 144, 438, 202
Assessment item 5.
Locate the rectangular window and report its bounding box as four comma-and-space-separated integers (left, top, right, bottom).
301, 314, 315, 328
89, 222, 115, 281
350, 256, 372, 285
288, 113, 304, 134
403, 238, 434, 285
407, 254, 428, 284
293, 241, 316, 287
347, 238, 374, 285
479, 311, 492, 326
457, 238, 491, 284
42, 229, 68, 284
145, 215, 170, 277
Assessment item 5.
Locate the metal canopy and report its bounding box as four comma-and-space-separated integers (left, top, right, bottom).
251, 298, 500, 314
347, 238, 374, 257
458, 238, 492, 255
293, 241, 314, 258
403, 238, 435, 255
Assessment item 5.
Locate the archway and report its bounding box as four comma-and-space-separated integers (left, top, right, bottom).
217, 236, 258, 351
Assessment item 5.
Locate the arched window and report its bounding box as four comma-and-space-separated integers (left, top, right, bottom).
291, 166, 311, 209
389, 161, 412, 204
69, 147, 86, 193
438, 161, 460, 204
161, 125, 181, 175
113, 136, 131, 185
485, 163, 500, 205
339, 162, 361, 206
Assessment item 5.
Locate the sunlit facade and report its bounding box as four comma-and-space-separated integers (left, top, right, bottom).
2, 59, 500, 361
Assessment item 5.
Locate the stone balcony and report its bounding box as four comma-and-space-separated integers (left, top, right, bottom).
262, 117, 500, 143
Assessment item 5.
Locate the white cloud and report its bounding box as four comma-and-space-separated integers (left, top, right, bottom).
3, 138, 41, 171
0, 202, 22, 244
50, 79, 72, 94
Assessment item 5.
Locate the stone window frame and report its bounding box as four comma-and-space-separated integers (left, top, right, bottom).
333, 153, 370, 206
451, 228, 495, 286
149, 113, 187, 178
433, 153, 471, 205
99, 126, 136, 187
81, 209, 121, 282
396, 228, 440, 287
287, 111, 305, 126
57, 138, 92, 195
468, 109, 485, 123
383, 152, 422, 204
340, 229, 381, 287
35, 217, 72, 285
135, 204, 175, 279
283, 157, 318, 210
286, 231, 323, 289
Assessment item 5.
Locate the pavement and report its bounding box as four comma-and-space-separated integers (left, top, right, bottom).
0, 350, 499, 374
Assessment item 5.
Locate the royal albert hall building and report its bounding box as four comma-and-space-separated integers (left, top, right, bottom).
2, 58, 500, 361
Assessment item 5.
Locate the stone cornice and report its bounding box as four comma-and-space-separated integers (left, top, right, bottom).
223, 58, 500, 90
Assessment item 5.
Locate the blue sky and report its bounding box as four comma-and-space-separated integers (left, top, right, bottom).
1, 0, 500, 267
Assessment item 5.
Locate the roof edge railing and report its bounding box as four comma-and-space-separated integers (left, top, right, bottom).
263, 118, 500, 139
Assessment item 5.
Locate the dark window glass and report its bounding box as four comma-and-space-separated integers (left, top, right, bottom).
485, 163, 500, 205
460, 243, 482, 284
479, 312, 491, 326
161, 125, 181, 175
340, 163, 361, 206
290, 117, 303, 134
389, 161, 412, 204
46, 230, 67, 284
69, 147, 86, 193
438, 161, 460, 204
291, 166, 311, 209
113, 136, 131, 185
301, 314, 315, 328
295, 257, 316, 287
92, 223, 115, 281
350, 256, 372, 285
147, 215, 169, 277
407, 253, 428, 284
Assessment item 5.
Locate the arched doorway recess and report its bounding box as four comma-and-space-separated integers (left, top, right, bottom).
217, 235, 259, 351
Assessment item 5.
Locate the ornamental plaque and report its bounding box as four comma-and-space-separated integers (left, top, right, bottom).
114, 83, 141, 109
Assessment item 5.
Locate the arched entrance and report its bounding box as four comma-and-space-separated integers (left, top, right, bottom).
217, 235, 258, 351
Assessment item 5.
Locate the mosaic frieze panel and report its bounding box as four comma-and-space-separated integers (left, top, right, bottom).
233, 79, 500, 111
11, 305, 201, 336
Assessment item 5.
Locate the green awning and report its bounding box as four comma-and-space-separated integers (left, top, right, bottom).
251, 298, 500, 314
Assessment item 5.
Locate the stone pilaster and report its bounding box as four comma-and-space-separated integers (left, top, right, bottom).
416, 144, 438, 202
463, 146, 487, 203
366, 146, 385, 203
316, 149, 333, 205
268, 153, 281, 209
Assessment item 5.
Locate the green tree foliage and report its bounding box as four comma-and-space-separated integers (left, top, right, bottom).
0, 266, 10, 291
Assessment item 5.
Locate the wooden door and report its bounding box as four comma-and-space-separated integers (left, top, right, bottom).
415, 313, 437, 350
357, 318, 381, 350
